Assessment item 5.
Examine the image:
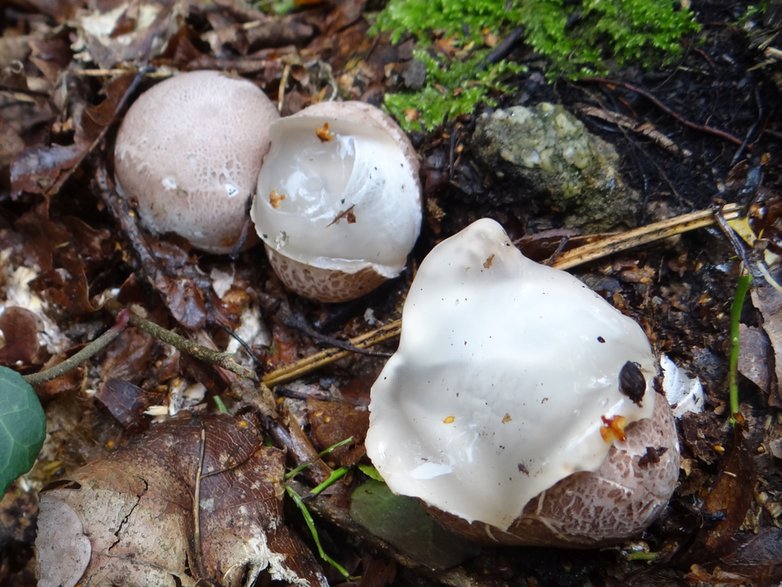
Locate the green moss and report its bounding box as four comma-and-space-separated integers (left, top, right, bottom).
384, 49, 524, 132
374, 0, 523, 44
522, 0, 701, 78
373, 0, 700, 131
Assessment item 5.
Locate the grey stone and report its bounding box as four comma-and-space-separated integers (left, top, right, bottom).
473, 103, 639, 230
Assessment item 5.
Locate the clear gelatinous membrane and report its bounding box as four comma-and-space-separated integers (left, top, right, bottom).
253, 114, 421, 277
366, 219, 660, 531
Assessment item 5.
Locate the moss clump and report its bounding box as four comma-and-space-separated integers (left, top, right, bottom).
374, 0, 700, 131
384, 49, 525, 132
518, 0, 701, 78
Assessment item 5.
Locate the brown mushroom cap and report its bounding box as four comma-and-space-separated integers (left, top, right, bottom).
114, 70, 279, 254
428, 395, 680, 548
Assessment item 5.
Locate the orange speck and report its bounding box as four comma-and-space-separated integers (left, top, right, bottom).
269, 189, 286, 208
316, 122, 334, 142
600, 415, 627, 443
443, 415, 455, 424
502, 413, 512, 424
483, 254, 495, 269
237, 420, 249, 429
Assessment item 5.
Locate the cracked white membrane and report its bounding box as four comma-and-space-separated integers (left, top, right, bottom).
366, 218, 666, 534
251, 101, 421, 302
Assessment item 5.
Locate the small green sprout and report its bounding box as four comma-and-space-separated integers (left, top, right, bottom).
284, 436, 356, 579
728, 272, 752, 425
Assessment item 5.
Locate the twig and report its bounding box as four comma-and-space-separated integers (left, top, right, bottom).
263, 321, 401, 387
550, 203, 742, 270
263, 204, 743, 387
23, 310, 130, 385
575, 103, 692, 158
192, 427, 207, 578
581, 77, 744, 147
280, 310, 391, 358
121, 306, 258, 381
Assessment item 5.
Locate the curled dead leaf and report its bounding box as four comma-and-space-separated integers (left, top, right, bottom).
35, 414, 328, 586
0, 306, 40, 365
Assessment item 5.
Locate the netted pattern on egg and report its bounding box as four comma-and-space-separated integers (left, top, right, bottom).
266, 246, 387, 303
429, 397, 679, 548
507, 397, 679, 547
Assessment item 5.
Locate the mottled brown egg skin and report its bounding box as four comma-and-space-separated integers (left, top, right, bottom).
428, 395, 680, 548
114, 70, 279, 254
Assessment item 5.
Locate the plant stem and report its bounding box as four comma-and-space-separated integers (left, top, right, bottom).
23, 310, 130, 385
124, 310, 258, 381
23, 304, 258, 386
285, 484, 352, 580
728, 272, 752, 424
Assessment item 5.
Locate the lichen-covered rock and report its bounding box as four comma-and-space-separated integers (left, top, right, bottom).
473, 103, 639, 230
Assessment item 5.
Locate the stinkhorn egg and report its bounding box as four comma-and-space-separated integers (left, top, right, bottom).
251, 101, 422, 303
114, 70, 280, 254
365, 218, 680, 548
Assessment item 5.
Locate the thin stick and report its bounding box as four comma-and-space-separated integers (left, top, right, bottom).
263, 321, 401, 387
582, 77, 744, 147
122, 307, 258, 381
550, 203, 741, 270
263, 204, 743, 387
192, 427, 207, 578
23, 311, 130, 385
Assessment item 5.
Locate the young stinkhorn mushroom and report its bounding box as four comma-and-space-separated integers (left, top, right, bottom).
365, 218, 680, 548
251, 101, 422, 303
114, 70, 279, 254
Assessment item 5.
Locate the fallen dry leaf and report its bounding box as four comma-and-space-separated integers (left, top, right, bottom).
751, 282, 782, 405
35, 413, 328, 586
0, 306, 40, 365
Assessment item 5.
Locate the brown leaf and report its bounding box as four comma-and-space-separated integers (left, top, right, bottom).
35, 414, 328, 586
31, 255, 96, 317
72, 0, 184, 70
307, 397, 368, 467
751, 282, 782, 404
97, 378, 163, 429
10, 143, 82, 199
737, 324, 772, 392
715, 527, 782, 585
4, 0, 81, 20
28, 32, 72, 83
683, 426, 756, 564
10, 73, 137, 201
156, 278, 207, 331
0, 306, 41, 365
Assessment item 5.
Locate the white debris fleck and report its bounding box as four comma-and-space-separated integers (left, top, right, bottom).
226, 306, 270, 355
210, 267, 235, 298
0, 249, 69, 354
661, 354, 705, 417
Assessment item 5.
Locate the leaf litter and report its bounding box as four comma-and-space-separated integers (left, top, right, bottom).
1, 0, 782, 585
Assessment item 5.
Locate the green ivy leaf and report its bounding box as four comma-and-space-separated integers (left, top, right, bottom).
0, 367, 45, 494
350, 479, 481, 569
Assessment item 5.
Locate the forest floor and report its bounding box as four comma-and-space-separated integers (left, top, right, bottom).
1, 1, 782, 585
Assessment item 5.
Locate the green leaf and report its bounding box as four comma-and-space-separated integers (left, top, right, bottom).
350, 479, 481, 570
357, 463, 384, 481
0, 367, 46, 494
